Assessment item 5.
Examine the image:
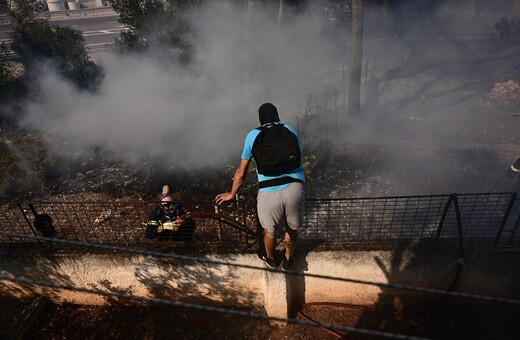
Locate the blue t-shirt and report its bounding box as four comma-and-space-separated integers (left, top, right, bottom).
241, 122, 305, 192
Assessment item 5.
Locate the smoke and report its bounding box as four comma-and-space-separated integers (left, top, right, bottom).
7, 0, 520, 197
15, 1, 344, 172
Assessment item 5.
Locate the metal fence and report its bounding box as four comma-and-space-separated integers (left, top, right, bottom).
302, 192, 518, 245
1, 192, 518, 252
0, 7, 116, 24
0, 199, 257, 252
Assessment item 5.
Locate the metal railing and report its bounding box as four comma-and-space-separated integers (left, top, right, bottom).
302, 192, 517, 245
1, 192, 518, 252
0, 7, 116, 24
0, 199, 257, 252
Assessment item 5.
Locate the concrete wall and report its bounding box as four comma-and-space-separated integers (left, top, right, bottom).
1, 243, 519, 321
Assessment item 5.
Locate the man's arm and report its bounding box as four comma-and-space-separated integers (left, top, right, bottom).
215, 158, 250, 205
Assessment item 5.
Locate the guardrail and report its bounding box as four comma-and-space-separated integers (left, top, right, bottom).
43, 6, 116, 20
0, 7, 116, 24
1, 42, 113, 60
86, 42, 114, 51
1, 192, 519, 252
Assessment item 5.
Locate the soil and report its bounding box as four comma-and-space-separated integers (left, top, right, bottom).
1, 295, 519, 339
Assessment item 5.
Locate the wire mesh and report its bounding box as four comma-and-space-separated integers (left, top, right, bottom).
0, 192, 517, 251
25, 200, 258, 252
0, 203, 38, 245
439, 193, 516, 241
302, 195, 451, 244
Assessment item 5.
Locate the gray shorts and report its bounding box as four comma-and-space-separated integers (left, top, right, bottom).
257, 182, 305, 239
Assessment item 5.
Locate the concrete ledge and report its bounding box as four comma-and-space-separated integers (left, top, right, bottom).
1, 244, 519, 322
263, 270, 288, 326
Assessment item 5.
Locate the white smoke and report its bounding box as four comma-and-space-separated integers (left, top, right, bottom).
12, 0, 520, 197
17, 1, 343, 171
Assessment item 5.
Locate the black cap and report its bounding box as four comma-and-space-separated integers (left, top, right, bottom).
258, 103, 280, 125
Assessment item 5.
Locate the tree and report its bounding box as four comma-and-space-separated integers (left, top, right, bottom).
6, 0, 102, 89
110, 0, 202, 59
277, 0, 284, 30
11, 21, 103, 89
347, 0, 363, 119
0, 43, 13, 87
5, 0, 42, 29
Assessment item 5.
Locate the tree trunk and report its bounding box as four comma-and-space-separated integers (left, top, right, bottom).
511, 0, 520, 16
363, 71, 378, 115
277, 0, 284, 31
473, 0, 481, 18
348, 0, 364, 119
244, 0, 253, 39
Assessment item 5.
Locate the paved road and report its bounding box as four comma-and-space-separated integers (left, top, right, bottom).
53, 14, 125, 47
0, 14, 125, 50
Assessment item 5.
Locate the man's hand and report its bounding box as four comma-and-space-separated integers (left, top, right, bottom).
215, 192, 234, 205
215, 159, 250, 205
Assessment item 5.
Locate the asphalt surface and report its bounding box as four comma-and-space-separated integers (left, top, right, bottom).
0, 12, 124, 49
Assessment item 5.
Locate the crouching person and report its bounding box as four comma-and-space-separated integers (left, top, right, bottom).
34, 214, 57, 240
146, 194, 196, 241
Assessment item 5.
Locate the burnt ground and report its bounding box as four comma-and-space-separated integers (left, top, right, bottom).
1, 295, 519, 339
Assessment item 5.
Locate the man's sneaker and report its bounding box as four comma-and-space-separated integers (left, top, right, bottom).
281, 256, 294, 271
260, 255, 279, 269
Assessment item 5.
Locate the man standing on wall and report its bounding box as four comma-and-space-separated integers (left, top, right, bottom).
215, 103, 305, 270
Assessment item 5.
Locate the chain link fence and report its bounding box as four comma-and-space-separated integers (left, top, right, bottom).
1, 192, 518, 252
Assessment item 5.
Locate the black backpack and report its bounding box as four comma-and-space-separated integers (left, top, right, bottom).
252, 123, 301, 175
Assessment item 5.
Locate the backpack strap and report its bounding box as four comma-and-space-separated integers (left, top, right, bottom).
258, 176, 303, 189
256, 122, 281, 130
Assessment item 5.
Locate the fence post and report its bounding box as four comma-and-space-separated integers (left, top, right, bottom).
17, 202, 44, 248
495, 193, 517, 244
214, 205, 222, 241
507, 201, 520, 244
451, 194, 465, 259
436, 195, 453, 238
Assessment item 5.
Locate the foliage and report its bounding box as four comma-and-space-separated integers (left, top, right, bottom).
3, 0, 102, 89
296, 94, 334, 181
225, 162, 258, 202
110, 0, 203, 59
494, 17, 520, 48
5, 0, 42, 26
319, 0, 352, 22
10, 20, 103, 89
0, 43, 13, 86
487, 80, 520, 107
0, 129, 50, 199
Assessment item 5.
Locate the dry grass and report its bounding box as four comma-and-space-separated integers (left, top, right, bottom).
487, 80, 520, 106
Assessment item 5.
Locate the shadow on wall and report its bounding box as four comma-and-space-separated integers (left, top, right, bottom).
285, 240, 322, 318
351, 240, 520, 339
0, 248, 75, 303
131, 255, 260, 309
